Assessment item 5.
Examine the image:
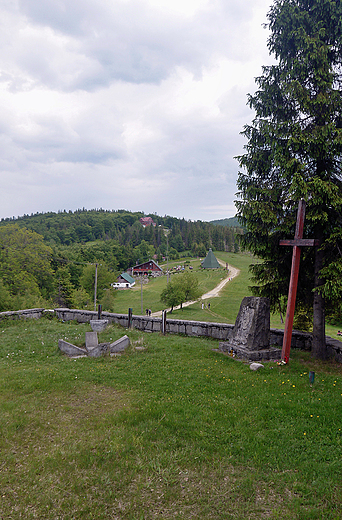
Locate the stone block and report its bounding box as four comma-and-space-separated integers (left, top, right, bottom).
90, 319, 109, 332
58, 339, 87, 357
109, 335, 130, 353
211, 327, 220, 339
85, 331, 98, 351
225, 296, 270, 351
270, 331, 283, 347
152, 320, 160, 332
87, 343, 110, 357
219, 342, 280, 361
250, 363, 264, 371
145, 320, 153, 331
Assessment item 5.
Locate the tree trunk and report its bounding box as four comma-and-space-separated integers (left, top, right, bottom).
312, 234, 326, 359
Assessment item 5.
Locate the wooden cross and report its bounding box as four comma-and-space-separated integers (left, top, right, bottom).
279, 199, 320, 363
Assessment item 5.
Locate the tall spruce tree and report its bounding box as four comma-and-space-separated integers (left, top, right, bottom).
236, 0, 342, 359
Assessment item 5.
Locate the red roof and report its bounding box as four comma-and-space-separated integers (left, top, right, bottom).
139, 217, 156, 227
131, 259, 162, 273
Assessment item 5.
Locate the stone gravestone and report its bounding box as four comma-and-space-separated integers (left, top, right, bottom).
59, 331, 130, 358
219, 296, 280, 361
90, 319, 108, 332
58, 339, 87, 357
85, 331, 98, 352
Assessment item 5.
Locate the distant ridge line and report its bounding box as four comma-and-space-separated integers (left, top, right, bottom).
210, 216, 241, 228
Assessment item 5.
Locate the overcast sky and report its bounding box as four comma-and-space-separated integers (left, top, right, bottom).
0, 0, 274, 222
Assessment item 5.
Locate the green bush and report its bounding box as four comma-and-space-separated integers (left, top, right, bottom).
100, 288, 117, 312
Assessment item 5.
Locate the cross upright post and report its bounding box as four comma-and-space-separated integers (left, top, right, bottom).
279, 200, 319, 363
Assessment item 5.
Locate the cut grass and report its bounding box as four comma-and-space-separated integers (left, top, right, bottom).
1, 318, 342, 518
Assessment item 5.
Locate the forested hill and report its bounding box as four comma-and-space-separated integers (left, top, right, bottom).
210, 216, 241, 228
0, 209, 242, 313
0, 209, 241, 256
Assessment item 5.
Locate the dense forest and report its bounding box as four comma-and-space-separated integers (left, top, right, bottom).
209, 216, 241, 228
0, 209, 242, 312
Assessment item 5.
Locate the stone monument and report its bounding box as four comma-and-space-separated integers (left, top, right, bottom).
90, 319, 109, 332
58, 329, 130, 358
219, 296, 280, 361
85, 331, 98, 351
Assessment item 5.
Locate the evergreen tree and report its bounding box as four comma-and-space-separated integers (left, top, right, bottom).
53, 267, 75, 308
236, 0, 342, 359
80, 264, 114, 301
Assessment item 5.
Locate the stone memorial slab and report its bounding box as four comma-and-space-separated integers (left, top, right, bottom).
59, 334, 131, 358
110, 335, 130, 353
219, 296, 280, 361
85, 331, 98, 351
90, 319, 109, 332
230, 296, 270, 350
58, 339, 87, 357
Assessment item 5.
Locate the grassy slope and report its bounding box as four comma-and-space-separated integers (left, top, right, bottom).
1, 318, 342, 519
116, 251, 341, 341
170, 252, 254, 324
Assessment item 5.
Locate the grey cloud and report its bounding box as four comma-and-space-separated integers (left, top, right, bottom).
13, 0, 266, 91
0, 103, 126, 168
0, 0, 273, 221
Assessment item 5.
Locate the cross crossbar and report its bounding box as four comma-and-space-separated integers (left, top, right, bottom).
279, 239, 320, 247
279, 200, 318, 363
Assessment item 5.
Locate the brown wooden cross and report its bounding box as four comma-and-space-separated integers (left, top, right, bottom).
279, 199, 320, 363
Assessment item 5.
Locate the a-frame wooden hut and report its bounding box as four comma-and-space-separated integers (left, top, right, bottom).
201, 248, 220, 269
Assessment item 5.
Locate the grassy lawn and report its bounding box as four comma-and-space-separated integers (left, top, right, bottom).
1, 318, 342, 519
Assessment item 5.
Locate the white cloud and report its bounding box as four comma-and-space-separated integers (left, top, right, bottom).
0, 0, 273, 221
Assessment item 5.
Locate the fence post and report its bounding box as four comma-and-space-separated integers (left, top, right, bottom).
128, 308, 133, 329
162, 310, 167, 335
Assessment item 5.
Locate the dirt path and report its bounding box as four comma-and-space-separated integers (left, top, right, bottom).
151, 258, 240, 317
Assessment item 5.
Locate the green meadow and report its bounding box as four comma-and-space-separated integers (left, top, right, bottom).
112, 252, 341, 340
111, 256, 227, 316
1, 251, 342, 518
1, 318, 342, 519
112, 252, 254, 321
168, 252, 255, 325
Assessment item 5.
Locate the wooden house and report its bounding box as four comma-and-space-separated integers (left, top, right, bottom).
111, 272, 136, 289
129, 259, 163, 276
139, 216, 156, 228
